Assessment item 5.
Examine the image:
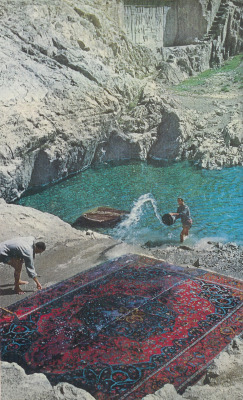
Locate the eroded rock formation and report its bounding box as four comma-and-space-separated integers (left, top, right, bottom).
0, 0, 242, 202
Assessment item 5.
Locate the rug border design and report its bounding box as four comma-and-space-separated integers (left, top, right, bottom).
1, 254, 242, 400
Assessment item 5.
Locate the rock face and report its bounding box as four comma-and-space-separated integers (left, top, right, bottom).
0, 0, 156, 201
1, 362, 96, 400
119, 0, 243, 53
0, 0, 242, 202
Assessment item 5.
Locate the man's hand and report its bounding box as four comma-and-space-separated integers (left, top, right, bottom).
33, 277, 42, 290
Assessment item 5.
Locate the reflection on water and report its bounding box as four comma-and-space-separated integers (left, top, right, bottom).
17, 161, 243, 246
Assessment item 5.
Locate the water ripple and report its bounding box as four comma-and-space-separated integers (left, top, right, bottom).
17, 162, 243, 246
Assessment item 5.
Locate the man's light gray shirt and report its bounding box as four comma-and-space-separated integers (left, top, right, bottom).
0, 236, 37, 278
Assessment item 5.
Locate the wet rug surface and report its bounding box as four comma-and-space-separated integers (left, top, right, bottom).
1, 254, 243, 399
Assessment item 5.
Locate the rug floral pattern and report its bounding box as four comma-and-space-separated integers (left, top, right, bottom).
1, 254, 242, 399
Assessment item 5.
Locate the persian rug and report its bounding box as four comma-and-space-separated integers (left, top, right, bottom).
1, 254, 242, 400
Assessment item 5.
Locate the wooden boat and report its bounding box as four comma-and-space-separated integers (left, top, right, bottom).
72, 206, 129, 228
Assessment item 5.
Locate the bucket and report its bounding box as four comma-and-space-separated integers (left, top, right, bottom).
162, 213, 177, 226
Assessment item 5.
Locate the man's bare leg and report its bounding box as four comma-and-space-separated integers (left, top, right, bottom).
9, 259, 26, 294
180, 226, 189, 242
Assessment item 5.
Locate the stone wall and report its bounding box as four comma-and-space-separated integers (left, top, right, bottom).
122, 0, 169, 49
206, 0, 243, 66
116, 0, 242, 63
163, 0, 208, 46
119, 0, 221, 47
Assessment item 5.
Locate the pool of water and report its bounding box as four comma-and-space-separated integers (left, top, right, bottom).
16, 161, 243, 246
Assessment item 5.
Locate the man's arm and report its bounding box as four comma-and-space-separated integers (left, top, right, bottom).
25, 257, 42, 290
23, 255, 38, 278
23, 254, 42, 290
33, 276, 42, 290
25, 260, 42, 290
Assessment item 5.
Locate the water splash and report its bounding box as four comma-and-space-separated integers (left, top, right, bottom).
113, 193, 163, 241
17, 162, 243, 246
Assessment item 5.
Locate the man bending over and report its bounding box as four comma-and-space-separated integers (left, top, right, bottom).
0, 236, 46, 294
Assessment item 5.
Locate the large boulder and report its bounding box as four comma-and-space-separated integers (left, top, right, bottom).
1, 362, 96, 400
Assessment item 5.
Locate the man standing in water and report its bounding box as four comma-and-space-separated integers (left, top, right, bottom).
170, 198, 192, 242
0, 236, 46, 294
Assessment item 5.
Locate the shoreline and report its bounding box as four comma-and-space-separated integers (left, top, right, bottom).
146, 240, 243, 281
0, 200, 242, 400
1, 197, 242, 307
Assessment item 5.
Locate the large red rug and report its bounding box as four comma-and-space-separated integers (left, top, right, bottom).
1, 254, 242, 399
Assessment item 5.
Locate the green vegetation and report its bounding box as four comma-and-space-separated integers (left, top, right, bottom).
219, 54, 242, 72
74, 7, 101, 29
173, 54, 243, 92
127, 87, 145, 111
233, 64, 243, 89
220, 85, 230, 92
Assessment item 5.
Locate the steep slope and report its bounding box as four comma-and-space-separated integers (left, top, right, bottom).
0, 0, 157, 200
0, 0, 242, 202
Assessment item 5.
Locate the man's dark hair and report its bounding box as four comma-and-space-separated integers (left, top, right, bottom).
35, 242, 46, 251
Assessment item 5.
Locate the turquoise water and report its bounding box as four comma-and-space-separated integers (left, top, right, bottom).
17, 161, 243, 246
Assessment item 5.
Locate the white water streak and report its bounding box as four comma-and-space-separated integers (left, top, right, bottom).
118, 193, 163, 232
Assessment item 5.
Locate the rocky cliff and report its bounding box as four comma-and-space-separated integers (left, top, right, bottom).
0, 200, 242, 400
0, 0, 242, 202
